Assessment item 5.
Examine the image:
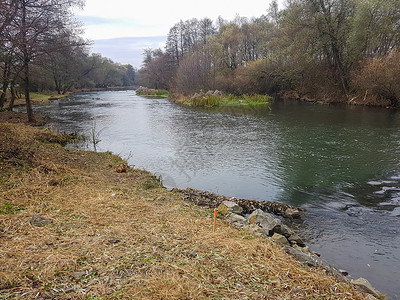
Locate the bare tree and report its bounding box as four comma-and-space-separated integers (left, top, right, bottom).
7, 0, 84, 122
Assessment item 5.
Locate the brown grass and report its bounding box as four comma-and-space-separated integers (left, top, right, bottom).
0, 122, 368, 299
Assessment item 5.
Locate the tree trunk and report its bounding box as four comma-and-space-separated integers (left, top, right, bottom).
0, 61, 9, 108
8, 81, 16, 111
21, 1, 34, 122
24, 62, 34, 122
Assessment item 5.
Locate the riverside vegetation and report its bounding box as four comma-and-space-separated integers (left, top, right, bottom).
137, 0, 400, 108
173, 90, 273, 108
136, 86, 169, 98
0, 114, 373, 299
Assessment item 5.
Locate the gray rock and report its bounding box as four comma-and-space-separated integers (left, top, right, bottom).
218, 201, 243, 216
271, 233, 289, 245
30, 215, 52, 227
285, 246, 345, 279
280, 224, 294, 237
339, 269, 349, 276
288, 233, 305, 247
108, 238, 121, 244
248, 209, 268, 225
284, 207, 301, 218
259, 217, 282, 236
351, 278, 382, 298
249, 209, 282, 236
293, 244, 312, 254
188, 251, 198, 258
227, 213, 246, 227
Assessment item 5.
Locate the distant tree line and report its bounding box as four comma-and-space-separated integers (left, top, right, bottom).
138, 0, 400, 107
0, 0, 135, 121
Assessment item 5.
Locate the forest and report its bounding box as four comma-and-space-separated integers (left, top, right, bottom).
0, 0, 135, 121
1, 0, 400, 118
138, 0, 400, 107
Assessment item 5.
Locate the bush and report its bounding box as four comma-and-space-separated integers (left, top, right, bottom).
352, 51, 400, 107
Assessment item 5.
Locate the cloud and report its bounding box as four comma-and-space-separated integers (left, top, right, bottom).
91, 36, 167, 68
76, 0, 283, 40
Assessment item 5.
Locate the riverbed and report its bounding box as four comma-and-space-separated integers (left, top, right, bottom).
35, 90, 400, 298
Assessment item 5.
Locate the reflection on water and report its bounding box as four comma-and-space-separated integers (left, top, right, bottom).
35, 91, 400, 298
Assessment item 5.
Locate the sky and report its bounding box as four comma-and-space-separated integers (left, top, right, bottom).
75, 0, 282, 68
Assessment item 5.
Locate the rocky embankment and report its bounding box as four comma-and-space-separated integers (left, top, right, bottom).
174, 188, 385, 299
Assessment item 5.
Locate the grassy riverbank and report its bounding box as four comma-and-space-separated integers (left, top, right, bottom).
171, 92, 272, 108
0, 115, 369, 299
136, 87, 169, 98
1, 91, 72, 110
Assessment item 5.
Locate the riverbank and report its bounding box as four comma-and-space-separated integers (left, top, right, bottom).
1, 91, 73, 111
0, 117, 372, 299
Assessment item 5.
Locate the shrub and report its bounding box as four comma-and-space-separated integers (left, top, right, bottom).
352, 51, 400, 107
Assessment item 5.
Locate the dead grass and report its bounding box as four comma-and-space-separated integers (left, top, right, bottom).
0, 122, 368, 299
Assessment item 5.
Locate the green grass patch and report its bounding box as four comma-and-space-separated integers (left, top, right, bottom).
0, 202, 25, 215
136, 87, 169, 98
184, 93, 273, 108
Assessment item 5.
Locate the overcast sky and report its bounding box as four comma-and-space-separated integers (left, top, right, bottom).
75, 0, 282, 67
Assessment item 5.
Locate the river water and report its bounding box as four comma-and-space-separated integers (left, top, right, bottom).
35, 90, 400, 298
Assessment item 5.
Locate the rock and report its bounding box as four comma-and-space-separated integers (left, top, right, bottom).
259, 217, 282, 236
248, 209, 267, 225
339, 269, 349, 276
288, 233, 305, 247
249, 209, 282, 236
284, 207, 301, 218
173, 188, 304, 218
188, 251, 198, 258
285, 247, 345, 279
292, 244, 313, 255
271, 233, 289, 245
280, 224, 294, 237
108, 238, 121, 244
227, 213, 246, 227
350, 278, 382, 298
218, 201, 243, 216
30, 215, 53, 227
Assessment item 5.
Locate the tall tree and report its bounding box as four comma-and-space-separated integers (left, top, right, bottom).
8, 0, 84, 122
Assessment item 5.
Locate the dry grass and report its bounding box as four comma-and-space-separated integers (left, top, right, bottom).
0, 122, 368, 299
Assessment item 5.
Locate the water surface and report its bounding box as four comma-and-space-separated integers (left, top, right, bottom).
35, 91, 400, 298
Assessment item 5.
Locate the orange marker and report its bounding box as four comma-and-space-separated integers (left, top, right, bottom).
213, 208, 217, 232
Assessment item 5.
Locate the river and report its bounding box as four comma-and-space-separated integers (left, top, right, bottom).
34, 90, 400, 298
